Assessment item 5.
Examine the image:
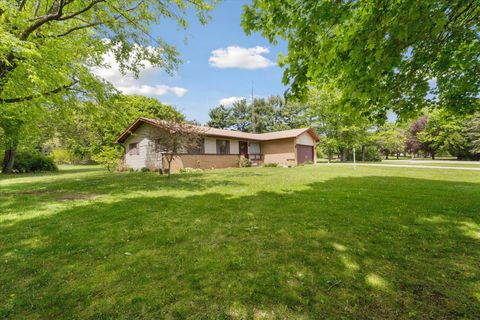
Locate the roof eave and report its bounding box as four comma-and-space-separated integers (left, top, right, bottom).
114, 117, 151, 143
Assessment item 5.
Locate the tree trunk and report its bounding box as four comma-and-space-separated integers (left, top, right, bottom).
431, 151, 435, 160
340, 148, 348, 162
2, 144, 17, 174
327, 152, 333, 163
167, 153, 175, 177
396, 152, 399, 159
385, 153, 389, 160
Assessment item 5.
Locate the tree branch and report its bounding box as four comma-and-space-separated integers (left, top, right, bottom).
20, 0, 105, 40
0, 81, 77, 104
55, 21, 105, 37
18, 0, 28, 11
20, 0, 64, 40
57, 0, 105, 21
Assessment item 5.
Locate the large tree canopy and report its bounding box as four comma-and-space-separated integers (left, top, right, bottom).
0, 0, 211, 173
56, 94, 184, 158
0, 0, 212, 105
242, 0, 480, 117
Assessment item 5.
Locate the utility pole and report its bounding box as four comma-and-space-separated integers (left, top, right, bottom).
251, 81, 256, 133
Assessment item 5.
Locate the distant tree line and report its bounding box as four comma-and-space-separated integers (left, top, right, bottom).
207, 90, 480, 161
207, 96, 313, 133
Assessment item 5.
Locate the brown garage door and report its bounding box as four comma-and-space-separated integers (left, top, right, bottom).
297, 145, 313, 164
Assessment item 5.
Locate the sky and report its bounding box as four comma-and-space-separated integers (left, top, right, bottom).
94, 0, 288, 124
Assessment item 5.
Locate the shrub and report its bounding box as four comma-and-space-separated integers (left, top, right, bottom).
91, 146, 123, 171
237, 157, 252, 167
363, 147, 382, 162
140, 167, 150, 172
263, 163, 279, 167
13, 150, 58, 173
128, 168, 135, 172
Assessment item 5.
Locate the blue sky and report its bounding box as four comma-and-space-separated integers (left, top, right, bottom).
95, 0, 288, 124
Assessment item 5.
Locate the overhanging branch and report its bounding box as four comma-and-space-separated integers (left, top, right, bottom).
56, 21, 105, 37
0, 81, 78, 104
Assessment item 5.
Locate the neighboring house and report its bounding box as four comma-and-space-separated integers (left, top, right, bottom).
115, 117, 319, 171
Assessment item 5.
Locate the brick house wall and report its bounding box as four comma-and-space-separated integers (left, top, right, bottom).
262, 138, 296, 166
164, 154, 239, 171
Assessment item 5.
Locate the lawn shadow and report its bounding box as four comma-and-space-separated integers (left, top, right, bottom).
1, 175, 479, 318
0, 172, 245, 221
0, 166, 104, 180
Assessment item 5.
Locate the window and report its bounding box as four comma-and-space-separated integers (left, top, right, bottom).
216, 139, 230, 154
128, 142, 139, 155
249, 143, 261, 160
188, 138, 205, 154
249, 143, 260, 154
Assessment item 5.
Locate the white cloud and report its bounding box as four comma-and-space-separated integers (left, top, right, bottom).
218, 96, 245, 106
209, 46, 275, 69
92, 48, 187, 97
117, 85, 188, 97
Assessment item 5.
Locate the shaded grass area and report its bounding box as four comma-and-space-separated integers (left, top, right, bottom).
1, 165, 480, 319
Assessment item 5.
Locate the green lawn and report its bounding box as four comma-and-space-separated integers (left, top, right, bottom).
380, 160, 480, 168
1, 165, 480, 319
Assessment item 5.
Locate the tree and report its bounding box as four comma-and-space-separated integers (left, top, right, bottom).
56, 95, 184, 159
375, 124, 406, 159
418, 114, 443, 159
403, 110, 479, 160
149, 122, 203, 177
273, 99, 312, 131
117, 95, 185, 123
0, 101, 60, 173
242, 1, 480, 117
418, 110, 473, 160
405, 115, 428, 157
0, 0, 211, 105
306, 88, 373, 162
207, 105, 232, 129
206, 95, 312, 133
465, 113, 480, 156
229, 99, 253, 132
91, 146, 123, 172
0, 0, 211, 173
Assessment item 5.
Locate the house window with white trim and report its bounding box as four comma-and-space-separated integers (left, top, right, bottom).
216, 140, 230, 154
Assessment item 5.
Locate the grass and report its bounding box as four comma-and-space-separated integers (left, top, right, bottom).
1, 165, 480, 319
380, 160, 480, 168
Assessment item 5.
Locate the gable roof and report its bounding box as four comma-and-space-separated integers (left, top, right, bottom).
115, 117, 319, 143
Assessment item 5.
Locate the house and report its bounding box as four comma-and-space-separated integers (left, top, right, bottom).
115, 117, 319, 171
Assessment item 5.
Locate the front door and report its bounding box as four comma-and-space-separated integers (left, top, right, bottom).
239, 141, 248, 156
